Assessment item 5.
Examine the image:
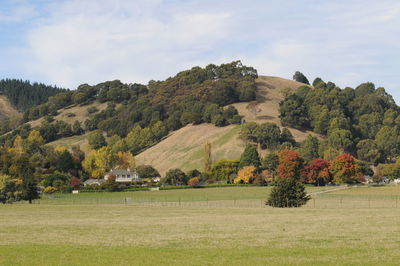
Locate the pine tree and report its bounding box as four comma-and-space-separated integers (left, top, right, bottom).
239, 144, 260, 169
267, 178, 310, 207
21, 174, 39, 204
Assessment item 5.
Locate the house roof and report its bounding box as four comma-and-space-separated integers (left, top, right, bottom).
84, 179, 105, 185
106, 169, 137, 175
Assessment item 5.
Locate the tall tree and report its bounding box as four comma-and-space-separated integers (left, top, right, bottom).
204, 142, 212, 173
239, 144, 261, 169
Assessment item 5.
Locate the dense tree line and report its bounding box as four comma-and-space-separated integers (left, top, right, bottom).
11, 61, 256, 150
0, 79, 66, 111
280, 74, 400, 163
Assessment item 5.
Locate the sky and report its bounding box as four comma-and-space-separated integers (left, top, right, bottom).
0, 0, 399, 103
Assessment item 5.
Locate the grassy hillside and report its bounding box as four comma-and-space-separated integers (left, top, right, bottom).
136, 124, 245, 174
137, 76, 320, 175
0, 95, 21, 120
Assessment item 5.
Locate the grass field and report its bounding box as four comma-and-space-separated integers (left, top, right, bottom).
1, 186, 400, 265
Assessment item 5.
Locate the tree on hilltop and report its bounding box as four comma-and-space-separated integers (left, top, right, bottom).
293, 71, 310, 85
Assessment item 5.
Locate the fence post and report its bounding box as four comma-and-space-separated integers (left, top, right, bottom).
313, 198, 315, 208
234, 199, 236, 207
179, 197, 181, 207
340, 198, 342, 208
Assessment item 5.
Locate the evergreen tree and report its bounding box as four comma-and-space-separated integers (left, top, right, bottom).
266, 178, 310, 207
21, 174, 39, 204
56, 150, 74, 173
88, 130, 107, 149
292, 71, 310, 85
239, 144, 261, 169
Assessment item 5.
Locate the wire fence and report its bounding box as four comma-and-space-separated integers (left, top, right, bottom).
27, 195, 400, 209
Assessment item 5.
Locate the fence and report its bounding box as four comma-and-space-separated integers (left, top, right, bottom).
28, 195, 400, 209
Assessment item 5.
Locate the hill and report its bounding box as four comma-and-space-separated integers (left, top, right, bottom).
136, 76, 319, 175
0, 95, 21, 120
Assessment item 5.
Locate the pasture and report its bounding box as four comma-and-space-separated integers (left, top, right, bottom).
1, 186, 400, 265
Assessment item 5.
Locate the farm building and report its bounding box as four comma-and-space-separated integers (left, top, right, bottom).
104, 169, 141, 182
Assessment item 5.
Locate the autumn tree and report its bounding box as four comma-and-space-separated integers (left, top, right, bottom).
303, 158, 331, 186
234, 166, 256, 184
277, 149, 303, 180
115, 151, 135, 169
329, 153, 362, 184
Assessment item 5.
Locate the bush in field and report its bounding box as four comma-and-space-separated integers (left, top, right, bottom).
267, 178, 310, 207
188, 177, 200, 187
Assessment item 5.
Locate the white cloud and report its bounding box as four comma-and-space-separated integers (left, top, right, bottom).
10, 0, 399, 103
25, 0, 232, 88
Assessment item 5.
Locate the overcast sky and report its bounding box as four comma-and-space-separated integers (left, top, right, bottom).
1, 0, 399, 103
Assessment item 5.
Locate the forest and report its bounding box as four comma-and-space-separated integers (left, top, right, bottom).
0, 79, 66, 111
280, 74, 400, 164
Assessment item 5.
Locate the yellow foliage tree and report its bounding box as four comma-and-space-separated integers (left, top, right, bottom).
115, 151, 135, 169
82, 147, 115, 179
27, 130, 44, 146
234, 166, 256, 184
82, 147, 134, 179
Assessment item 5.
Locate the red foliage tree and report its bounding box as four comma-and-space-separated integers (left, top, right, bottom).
277, 149, 303, 180
303, 158, 331, 185
329, 153, 362, 184
70, 177, 81, 189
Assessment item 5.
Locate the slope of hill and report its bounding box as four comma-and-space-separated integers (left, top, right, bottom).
0, 95, 21, 120
137, 76, 319, 175
136, 124, 244, 175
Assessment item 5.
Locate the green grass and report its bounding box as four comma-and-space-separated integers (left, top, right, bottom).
35, 185, 334, 205
1, 186, 400, 265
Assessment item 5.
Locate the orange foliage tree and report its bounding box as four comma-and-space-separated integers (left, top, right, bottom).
277, 149, 303, 180
329, 153, 362, 184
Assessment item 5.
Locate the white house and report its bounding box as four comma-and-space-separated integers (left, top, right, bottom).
104, 169, 141, 183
